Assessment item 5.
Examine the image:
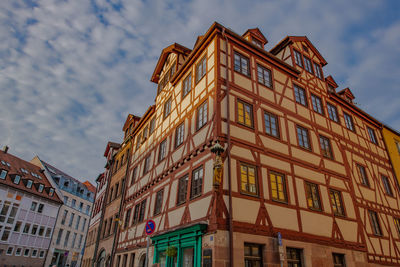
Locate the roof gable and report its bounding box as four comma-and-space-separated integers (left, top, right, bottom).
151, 43, 191, 83
338, 87, 355, 101
242, 28, 268, 44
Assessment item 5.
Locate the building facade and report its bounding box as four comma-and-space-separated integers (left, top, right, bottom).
381, 126, 400, 188
31, 156, 95, 267
0, 148, 62, 267
86, 22, 400, 267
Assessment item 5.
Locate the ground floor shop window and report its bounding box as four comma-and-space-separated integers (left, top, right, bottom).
287, 247, 303, 267
152, 224, 206, 267
244, 243, 262, 267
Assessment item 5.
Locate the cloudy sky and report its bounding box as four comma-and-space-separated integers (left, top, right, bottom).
1, 0, 399, 184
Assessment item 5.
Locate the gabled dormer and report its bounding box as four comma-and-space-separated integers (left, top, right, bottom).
123, 114, 141, 141
338, 88, 355, 104
151, 43, 192, 95
242, 28, 268, 49
325, 75, 339, 93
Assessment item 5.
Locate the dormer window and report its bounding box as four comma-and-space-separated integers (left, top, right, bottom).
26, 180, 33, 189
252, 39, 263, 48
38, 184, 44, 193
294, 50, 303, 67
0, 170, 7, 179
13, 175, 21, 185
64, 181, 69, 187
49, 188, 54, 196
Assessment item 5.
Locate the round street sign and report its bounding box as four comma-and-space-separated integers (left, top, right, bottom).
145, 220, 156, 235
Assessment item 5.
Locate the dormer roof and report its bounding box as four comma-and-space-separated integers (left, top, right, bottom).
270, 36, 327, 66
338, 87, 355, 102
104, 141, 120, 157
242, 28, 268, 45
123, 114, 141, 132
325, 75, 339, 89
151, 43, 192, 83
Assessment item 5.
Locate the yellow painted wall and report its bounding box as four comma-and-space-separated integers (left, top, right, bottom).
382, 127, 400, 186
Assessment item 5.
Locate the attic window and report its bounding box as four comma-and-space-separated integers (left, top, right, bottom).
0, 170, 7, 179
38, 184, 44, 193
13, 175, 21, 185
21, 168, 28, 174
26, 180, 33, 189
49, 188, 54, 196
64, 181, 69, 187
252, 39, 263, 48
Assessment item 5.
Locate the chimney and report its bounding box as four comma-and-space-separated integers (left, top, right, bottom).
3, 146, 9, 153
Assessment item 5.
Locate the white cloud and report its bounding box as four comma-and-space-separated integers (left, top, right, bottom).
0, 0, 399, 184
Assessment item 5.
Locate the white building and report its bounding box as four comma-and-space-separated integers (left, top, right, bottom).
0, 148, 62, 267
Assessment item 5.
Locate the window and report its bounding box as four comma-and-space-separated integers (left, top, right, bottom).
257, 64, 272, 88
131, 166, 138, 185
311, 94, 324, 114
136, 134, 141, 150
64, 196, 68, 204
237, 100, 253, 128
305, 182, 321, 210
7, 203, 18, 224
138, 200, 146, 222
0, 201, 10, 222
6, 246, 14, 255
72, 199, 76, 208
320, 135, 333, 159
37, 203, 44, 213
294, 50, 303, 67
191, 166, 203, 199
38, 226, 45, 236
61, 210, 68, 225
327, 103, 339, 122
177, 175, 189, 205
196, 101, 208, 130
369, 210, 382, 236
39, 250, 45, 258
133, 204, 140, 225
13, 175, 21, 184
82, 218, 87, 231
158, 139, 167, 162
14, 221, 22, 232
270, 171, 287, 203
195, 56, 206, 83
175, 123, 185, 147
64, 230, 70, 247
149, 117, 156, 134
333, 253, 346, 267
1, 227, 11, 241
45, 228, 51, 237
367, 127, 378, 144
32, 249, 38, 258
182, 74, 192, 98
31, 224, 38, 235
0, 169, 7, 179
26, 179, 33, 188
15, 247, 22, 256
343, 113, 355, 131
381, 175, 393, 196
24, 248, 30, 257
38, 184, 44, 192
164, 98, 172, 119
294, 85, 307, 106
240, 163, 258, 196
31, 202, 37, 211
264, 112, 279, 138
78, 234, 83, 248
314, 63, 323, 79
124, 208, 131, 227
357, 164, 369, 187
393, 217, 400, 236
297, 126, 311, 150
154, 189, 164, 216
234, 52, 250, 76
252, 38, 263, 48
143, 155, 151, 175
86, 205, 90, 214
244, 243, 262, 266
71, 233, 77, 248
304, 56, 314, 73
287, 247, 303, 267
56, 229, 63, 245
329, 189, 345, 216
23, 223, 31, 233
76, 215, 81, 230
69, 213, 75, 227
49, 188, 54, 196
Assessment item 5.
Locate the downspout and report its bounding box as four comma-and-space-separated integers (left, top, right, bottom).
92, 167, 112, 267
222, 27, 234, 267
110, 138, 133, 266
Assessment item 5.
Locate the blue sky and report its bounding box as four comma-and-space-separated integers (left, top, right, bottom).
1, 0, 399, 184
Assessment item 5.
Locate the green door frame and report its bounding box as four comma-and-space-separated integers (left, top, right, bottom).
152, 224, 207, 267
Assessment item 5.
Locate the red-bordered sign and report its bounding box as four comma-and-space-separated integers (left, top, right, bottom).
145, 219, 156, 235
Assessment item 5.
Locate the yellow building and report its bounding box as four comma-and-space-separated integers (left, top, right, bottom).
382, 126, 400, 187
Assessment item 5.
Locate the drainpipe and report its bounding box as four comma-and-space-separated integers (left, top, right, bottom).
222, 27, 234, 267
110, 138, 133, 266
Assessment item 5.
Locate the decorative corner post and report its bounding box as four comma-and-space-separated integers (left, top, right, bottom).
211, 141, 225, 189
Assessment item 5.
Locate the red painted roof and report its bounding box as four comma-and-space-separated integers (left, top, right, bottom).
0, 150, 62, 203
83, 181, 96, 193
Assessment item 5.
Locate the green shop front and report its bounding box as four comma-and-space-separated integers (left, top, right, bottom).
151, 224, 207, 267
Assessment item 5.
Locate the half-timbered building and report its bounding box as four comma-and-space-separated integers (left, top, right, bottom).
110, 22, 400, 267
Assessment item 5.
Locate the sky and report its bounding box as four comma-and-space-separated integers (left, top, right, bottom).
1, 0, 399, 185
